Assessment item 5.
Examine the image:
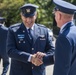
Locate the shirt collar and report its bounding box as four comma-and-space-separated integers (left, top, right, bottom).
60, 21, 72, 33
26, 23, 35, 30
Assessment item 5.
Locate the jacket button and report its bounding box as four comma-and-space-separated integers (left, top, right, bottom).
19, 41, 21, 43
32, 67, 33, 69
23, 41, 25, 43
32, 48, 34, 50
23, 30, 25, 33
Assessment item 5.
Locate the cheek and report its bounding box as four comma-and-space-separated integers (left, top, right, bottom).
32, 18, 36, 22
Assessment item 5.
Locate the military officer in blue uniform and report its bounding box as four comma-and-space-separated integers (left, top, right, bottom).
53, 0, 76, 75
6, 3, 55, 75
0, 17, 9, 75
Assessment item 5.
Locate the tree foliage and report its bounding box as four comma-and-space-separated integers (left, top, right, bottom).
0, 0, 25, 26
0, 0, 76, 28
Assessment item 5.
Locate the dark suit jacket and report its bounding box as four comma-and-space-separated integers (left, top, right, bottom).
7, 23, 55, 75
0, 24, 8, 58
53, 22, 76, 75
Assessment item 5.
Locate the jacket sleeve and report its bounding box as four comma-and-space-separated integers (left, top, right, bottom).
43, 30, 55, 66
6, 27, 30, 63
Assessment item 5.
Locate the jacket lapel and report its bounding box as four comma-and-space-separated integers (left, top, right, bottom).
32, 24, 40, 45
20, 23, 32, 45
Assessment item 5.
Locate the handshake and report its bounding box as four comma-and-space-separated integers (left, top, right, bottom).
31, 52, 46, 66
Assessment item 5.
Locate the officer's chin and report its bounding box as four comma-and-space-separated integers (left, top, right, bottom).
25, 23, 33, 28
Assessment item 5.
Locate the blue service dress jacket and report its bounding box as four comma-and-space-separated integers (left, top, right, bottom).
6, 23, 55, 75
53, 22, 76, 75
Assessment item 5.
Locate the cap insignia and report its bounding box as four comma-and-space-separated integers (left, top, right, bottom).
26, 9, 30, 13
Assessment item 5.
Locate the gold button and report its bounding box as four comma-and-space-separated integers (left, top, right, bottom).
32, 48, 34, 50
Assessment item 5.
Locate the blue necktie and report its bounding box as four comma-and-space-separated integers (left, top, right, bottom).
28, 28, 33, 43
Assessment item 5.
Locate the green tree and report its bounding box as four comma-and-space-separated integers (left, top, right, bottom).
0, 0, 76, 28
0, 0, 54, 27
0, 0, 25, 26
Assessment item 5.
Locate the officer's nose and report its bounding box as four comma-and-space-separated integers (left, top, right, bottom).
26, 17, 31, 22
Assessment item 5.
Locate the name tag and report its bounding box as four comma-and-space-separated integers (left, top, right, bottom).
40, 38, 45, 40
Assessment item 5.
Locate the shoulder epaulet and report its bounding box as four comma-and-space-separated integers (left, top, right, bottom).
10, 23, 21, 28
37, 24, 46, 28
1, 25, 8, 30
9, 23, 21, 32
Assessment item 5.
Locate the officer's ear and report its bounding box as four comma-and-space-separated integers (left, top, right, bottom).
58, 11, 62, 20
34, 11, 37, 19
20, 12, 22, 16
20, 13, 24, 20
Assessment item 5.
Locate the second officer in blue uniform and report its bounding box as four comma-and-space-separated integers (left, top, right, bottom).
53, 0, 76, 75
6, 3, 55, 75
0, 17, 9, 75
